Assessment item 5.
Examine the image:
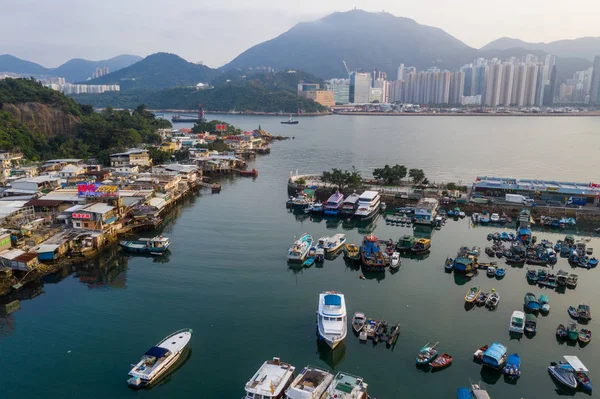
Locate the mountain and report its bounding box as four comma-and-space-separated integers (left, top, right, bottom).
53, 54, 142, 82
0, 54, 142, 82
482, 37, 600, 61
84, 52, 220, 90
0, 54, 48, 75
223, 10, 479, 78
211, 69, 323, 93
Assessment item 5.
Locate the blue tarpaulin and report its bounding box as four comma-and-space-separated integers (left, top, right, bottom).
145, 346, 170, 358
324, 294, 341, 306
482, 342, 507, 368
457, 388, 471, 399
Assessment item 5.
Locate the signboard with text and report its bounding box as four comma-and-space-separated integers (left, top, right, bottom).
72, 213, 92, 219
77, 183, 118, 198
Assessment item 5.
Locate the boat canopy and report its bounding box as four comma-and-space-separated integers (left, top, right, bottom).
145, 346, 170, 358
564, 356, 589, 372
453, 257, 473, 272
456, 388, 471, 399
526, 314, 537, 322
539, 294, 549, 303
506, 353, 520, 365
482, 342, 507, 367
324, 294, 342, 306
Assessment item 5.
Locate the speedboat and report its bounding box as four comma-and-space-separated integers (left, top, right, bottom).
287, 234, 313, 263
317, 291, 347, 349
509, 311, 524, 334
285, 366, 334, 398
324, 372, 368, 399
324, 234, 346, 254
390, 252, 400, 269
243, 357, 295, 399
352, 312, 366, 333
127, 328, 192, 388
120, 236, 170, 255
548, 362, 578, 389
559, 356, 593, 392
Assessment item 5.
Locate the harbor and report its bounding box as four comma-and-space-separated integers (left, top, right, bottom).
3, 114, 600, 398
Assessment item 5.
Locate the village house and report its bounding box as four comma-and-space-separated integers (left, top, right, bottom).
0, 152, 23, 168
10, 166, 39, 179
66, 203, 117, 231
41, 159, 83, 171
0, 249, 39, 271
5, 175, 61, 196
110, 149, 152, 167
59, 164, 86, 179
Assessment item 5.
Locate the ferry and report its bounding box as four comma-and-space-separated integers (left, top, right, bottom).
323, 191, 344, 216
323, 372, 369, 398
243, 357, 295, 399
317, 291, 347, 349
340, 193, 360, 216
287, 234, 313, 263
285, 366, 334, 399
119, 236, 170, 255
127, 328, 192, 388
354, 191, 381, 220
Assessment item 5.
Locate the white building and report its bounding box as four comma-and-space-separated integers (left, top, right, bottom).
414, 198, 439, 225
59, 164, 86, 178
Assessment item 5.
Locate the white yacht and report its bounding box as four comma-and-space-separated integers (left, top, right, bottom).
317, 291, 347, 349
285, 365, 334, 399
323, 372, 369, 399
354, 191, 381, 220
244, 357, 296, 399
287, 234, 313, 263
127, 328, 192, 388
509, 310, 525, 334
324, 234, 346, 254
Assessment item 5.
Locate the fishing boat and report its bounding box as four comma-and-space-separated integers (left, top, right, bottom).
486, 266, 496, 277
390, 252, 400, 269
287, 234, 314, 263
476, 291, 489, 307
472, 213, 480, 222
324, 234, 346, 254
579, 328, 592, 344
526, 269, 538, 283
536, 295, 549, 314
548, 362, 578, 389
303, 257, 315, 267
506, 255, 525, 265
485, 247, 495, 257
323, 191, 344, 216
243, 357, 295, 399
509, 310, 525, 334
317, 291, 347, 349
490, 213, 500, 222
411, 238, 431, 255
343, 244, 360, 263
465, 287, 480, 303
524, 293, 540, 312
589, 257, 598, 267
578, 303, 591, 321
556, 324, 568, 339
119, 236, 170, 255
239, 168, 258, 177
568, 321, 579, 341
482, 342, 507, 370
444, 256, 454, 271
311, 200, 324, 214
340, 193, 360, 216
396, 235, 415, 253
352, 312, 366, 334
568, 306, 579, 319
315, 248, 325, 263
486, 290, 500, 309
567, 274, 578, 288
416, 342, 439, 365
127, 328, 193, 388
285, 366, 334, 398
496, 267, 506, 278
324, 372, 369, 399
473, 345, 488, 362
524, 314, 537, 335
431, 353, 453, 370
360, 235, 386, 272
556, 270, 568, 287
354, 191, 381, 221
281, 114, 299, 124
503, 353, 521, 380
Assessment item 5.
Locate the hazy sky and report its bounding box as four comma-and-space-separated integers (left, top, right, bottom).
2, 0, 599, 67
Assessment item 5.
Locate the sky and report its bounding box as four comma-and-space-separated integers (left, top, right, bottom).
1, 0, 599, 68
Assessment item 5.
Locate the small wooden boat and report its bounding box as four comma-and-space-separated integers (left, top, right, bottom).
431, 353, 453, 369
576, 370, 593, 392
239, 168, 258, 177
526, 269, 538, 282
579, 328, 592, 343
568, 321, 579, 341
444, 256, 454, 271
416, 342, 438, 365
486, 266, 496, 277
566, 274, 578, 288
556, 324, 568, 339
390, 252, 401, 269
503, 353, 521, 379
211, 183, 221, 193
475, 292, 489, 307
496, 267, 506, 278
578, 303, 592, 321
473, 345, 488, 362
540, 295, 550, 313
485, 247, 495, 257
524, 314, 537, 335
486, 290, 500, 309
352, 312, 366, 333
303, 257, 315, 267
568, 306, 579, 319
465, 287, 480, 303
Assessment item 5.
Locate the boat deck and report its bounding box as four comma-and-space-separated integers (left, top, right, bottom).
287, 367, 333, 398
246, 359, 295, 396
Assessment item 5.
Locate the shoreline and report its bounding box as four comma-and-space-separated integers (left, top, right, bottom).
334, 111, 600, 117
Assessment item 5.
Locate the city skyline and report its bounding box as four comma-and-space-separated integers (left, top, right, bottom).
1, 2, 599, 68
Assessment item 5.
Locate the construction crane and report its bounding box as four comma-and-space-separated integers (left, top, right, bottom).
342, 61, 352, 77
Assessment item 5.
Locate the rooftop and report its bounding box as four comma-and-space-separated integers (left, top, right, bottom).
81, 203, 115, 214
110, 149, 148, 157
474, 176, 600, 196
416, 197, 438, 210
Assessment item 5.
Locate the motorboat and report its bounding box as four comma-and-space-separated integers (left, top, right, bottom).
416, 342, 439, 365
444, 256, 454, 271
475, 292, 489, 307
579, 328, 592, 344
411, 238, 431, 255
568, 306, 579, 319
354, 191, 381, 221
343, 244, 360, 263
524, 314, 537, 335
465, 287, 480, 303
396, 235, 415, 253
323, 191, 344, 216
352, 312, 366, 334
473, 345, 488, 362
503, 353, 521, 380
482, 342, 507, 370
548, 363, 577, 389
490, 213, 500, 222
303, 257, 315, 267
567, 273, 578, 288
315, 248, 325, 263
311, 200, 324, 214
556, 324, 568, 339
578, 303, 592, 321
287, 234, 313, 263
243, 357, 295, 399
120, 236, 170, 255
340, 193, 360, 216
568, 321, 579, 341
472, 213, 480, 222
509, 310, 525, 334
524, 292, 540, 312
281, 114, 299, 124
317, 291, 347, 349
323, 372, 368, 399
285, 366, 334, 399
486, 291, 500, 309
324, 234, 346, 254
560, 356, 593, 392
486, 266, 496, 277
540, 295, 550, 313
390, 252, 400, 269
496, 267, 506, 278
127, 328, 193, 388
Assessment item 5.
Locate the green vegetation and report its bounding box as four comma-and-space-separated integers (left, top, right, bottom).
408, 168, 426, 184
0, 79, 170, 163
445, 182, 468, 192
195, 139, 231, 152
321, 167, 362, 190
192, 120, 243, 135
212, 70, 324, 94
373, 164, 407, 185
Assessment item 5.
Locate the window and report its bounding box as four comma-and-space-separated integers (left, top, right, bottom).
74, 222, 81, 228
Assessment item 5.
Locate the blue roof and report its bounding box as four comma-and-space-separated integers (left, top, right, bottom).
324, 294, 341, 306
145, 346, 170, 358
457, 388, 471, 399
482, 342, 507, 367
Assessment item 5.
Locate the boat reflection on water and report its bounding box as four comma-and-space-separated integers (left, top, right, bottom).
326, 218, 341, 230
138, 347, 193, 391
453, 272, 473, 286
316, 338, 346, 370
479, 364, 503, 385
361, 270, 386, 283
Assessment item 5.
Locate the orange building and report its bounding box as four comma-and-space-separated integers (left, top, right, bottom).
303, 90, 335, 108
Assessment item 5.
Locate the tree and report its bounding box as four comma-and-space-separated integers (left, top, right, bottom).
346, 166, 362, 188
373, 164, 407, 185
409, 168, 426, 184
149, 147, 171, 165
173, 148, 190, 161
322, 166, 362, 190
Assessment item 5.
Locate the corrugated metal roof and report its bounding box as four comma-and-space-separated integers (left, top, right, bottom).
0, 249, 25, 260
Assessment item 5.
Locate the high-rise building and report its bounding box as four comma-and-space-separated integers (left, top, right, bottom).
325, 79, 350, 104
471, 66, 488, 96
512, 64, 527, 106
349, 72, 371, 103
396, 64, 404, 81
544, 65, 557, 106
449, 72, 465, 104
590, 56, 600, 105
500, 63, 514, 106
460, 65, 473, 96
484, 63, 503, 107
535, 65, 549, 106
524, 65, 539, 106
